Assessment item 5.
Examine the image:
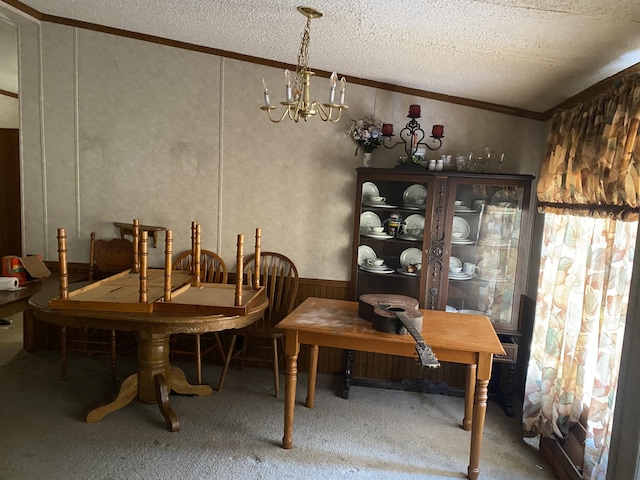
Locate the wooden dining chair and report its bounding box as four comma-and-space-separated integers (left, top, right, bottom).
170, 249, 228, 384
60, 233, 135, 381
218, 251, 299, 397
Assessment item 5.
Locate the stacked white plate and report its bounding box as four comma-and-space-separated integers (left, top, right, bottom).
364, 232, 393, 239
453, 201, 475, 213
449, 272, 474, 280
357, 245, 394, 273
361, 264, 394, 274
364, 202, 396, 208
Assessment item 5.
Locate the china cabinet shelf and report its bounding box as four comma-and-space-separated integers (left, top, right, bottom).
349, 167, 535, 415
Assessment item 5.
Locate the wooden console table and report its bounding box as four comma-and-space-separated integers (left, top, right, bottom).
276, 297, 505, 480
113, 222, 166, 248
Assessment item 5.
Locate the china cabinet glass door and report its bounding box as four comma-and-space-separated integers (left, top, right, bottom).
444, 179, 530, 332
353, 173, 435, 306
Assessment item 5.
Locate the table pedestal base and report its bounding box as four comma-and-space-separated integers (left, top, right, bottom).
85, 332, 212, 431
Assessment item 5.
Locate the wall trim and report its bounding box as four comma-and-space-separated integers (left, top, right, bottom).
0, 88, 18, 98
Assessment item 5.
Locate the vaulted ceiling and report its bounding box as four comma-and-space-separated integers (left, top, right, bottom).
2, 0, 640, 116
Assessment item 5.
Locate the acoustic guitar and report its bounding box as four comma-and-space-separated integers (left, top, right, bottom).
358, 294, 440, 368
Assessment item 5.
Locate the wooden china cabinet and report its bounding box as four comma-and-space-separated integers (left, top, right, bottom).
348, 167, 535, 415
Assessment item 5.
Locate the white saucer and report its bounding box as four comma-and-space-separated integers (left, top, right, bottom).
398, 234, 423, 242
449, 272, 473, 280
451, 239, 474, 245
364, 203, 396, 208
360, 266, 394, 274
403, 204, 423, 210
364, 233, 393, 239
363, 263, 388, 270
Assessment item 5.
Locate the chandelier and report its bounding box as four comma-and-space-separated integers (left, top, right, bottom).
381, 105, 444, 158
260, 6, 348, 123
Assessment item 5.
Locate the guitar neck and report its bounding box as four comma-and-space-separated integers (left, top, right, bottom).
395, 310, 425, 345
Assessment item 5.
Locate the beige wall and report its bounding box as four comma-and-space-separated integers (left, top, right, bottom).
13, 13, 546, 284
0, 95, 18, 127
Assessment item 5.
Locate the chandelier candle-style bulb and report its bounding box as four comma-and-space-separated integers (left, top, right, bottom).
262, 78, 271, 107
432, 124, 444, 138
285, 70, 293, 102
329, 72, 337, 104
339, 77, 346, 105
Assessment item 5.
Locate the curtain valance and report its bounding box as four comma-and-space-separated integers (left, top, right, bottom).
537, 73, 640, 220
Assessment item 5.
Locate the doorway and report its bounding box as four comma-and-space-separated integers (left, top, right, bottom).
0, 128, 20, 257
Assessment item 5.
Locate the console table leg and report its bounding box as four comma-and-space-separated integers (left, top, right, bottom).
306, 345, 319, 408
342, 349, 354, 399
502, 363, 516, 417
463, 364, 476, 431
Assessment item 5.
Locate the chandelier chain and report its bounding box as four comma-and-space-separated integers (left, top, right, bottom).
294, 17, 312, 101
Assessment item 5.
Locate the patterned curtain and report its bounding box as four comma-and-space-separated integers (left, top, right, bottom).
524, 72, 640, 479
537, 73, 640, 220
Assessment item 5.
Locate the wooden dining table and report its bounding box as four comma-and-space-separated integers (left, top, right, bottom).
29, 282, 268, 432
276, 297, 505, 480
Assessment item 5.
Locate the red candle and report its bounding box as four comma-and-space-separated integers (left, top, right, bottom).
432, 124, 444, 138
381, 123, 393, 136
408, 104, 421, 117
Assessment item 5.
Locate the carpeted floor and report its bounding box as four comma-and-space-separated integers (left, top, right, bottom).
0, 334, 556, 480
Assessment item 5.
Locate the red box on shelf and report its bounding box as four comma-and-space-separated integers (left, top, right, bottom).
2, 254, 51, 285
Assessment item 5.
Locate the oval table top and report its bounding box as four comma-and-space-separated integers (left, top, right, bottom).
29, 281, 269, 335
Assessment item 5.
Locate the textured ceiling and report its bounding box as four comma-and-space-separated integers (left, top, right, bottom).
3, 0, 640, 113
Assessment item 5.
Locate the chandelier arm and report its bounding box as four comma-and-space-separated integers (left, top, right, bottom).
264, 106, 290, 123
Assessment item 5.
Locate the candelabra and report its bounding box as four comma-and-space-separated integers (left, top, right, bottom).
381, 105, 444, 158
260, 7, 348, 123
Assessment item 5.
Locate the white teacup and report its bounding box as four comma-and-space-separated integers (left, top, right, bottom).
454, 200, 464, 206
450, 266, 462, 273
369, 226, 385, 233
463, 262, 479, 276
367, 258, 385, 267
452, 231, 464, 238
368, 196, 386, 203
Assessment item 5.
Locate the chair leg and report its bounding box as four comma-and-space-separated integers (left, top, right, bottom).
218, 334, 236, 392
110, 330, 117, 382
238, 336, 247, 371
214, 333, 225, 363
60, 326, 67, 381
272, 337, 279, 398
195, 333, 202, 385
